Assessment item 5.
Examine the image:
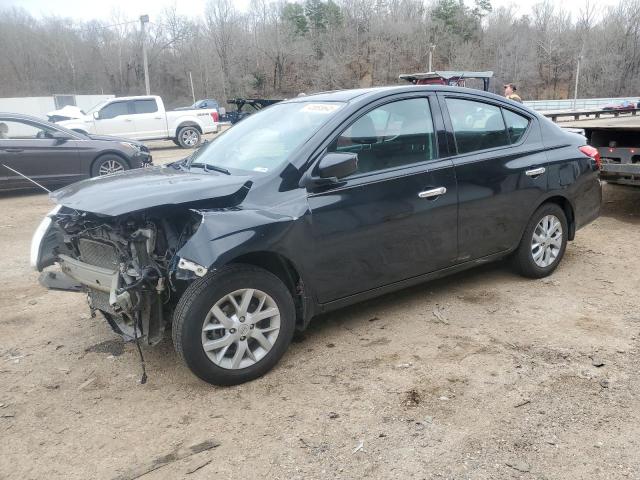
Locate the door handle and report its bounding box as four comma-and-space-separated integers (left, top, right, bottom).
525, 167, 546, 177
124, 119, 133, 122
3, 148, 24, 153
418, 186, 447, 199
154, 117, 162, 120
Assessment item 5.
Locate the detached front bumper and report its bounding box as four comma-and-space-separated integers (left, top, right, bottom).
30, 205, 62, 271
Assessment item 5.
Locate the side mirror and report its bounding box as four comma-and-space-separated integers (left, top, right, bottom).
317, 152, 358, 180
50, 130, 70, 142
92, 111, 100, 120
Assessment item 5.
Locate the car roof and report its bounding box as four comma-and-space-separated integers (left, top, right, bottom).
105, 96, 156, 101
0, 112, 50, 123
284, 85, 539, 116
286, 85, 507, 103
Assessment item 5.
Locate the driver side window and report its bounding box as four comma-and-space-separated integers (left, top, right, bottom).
328, 98, 437, 175
99, 101, 130, 120
0, 120, 55, 140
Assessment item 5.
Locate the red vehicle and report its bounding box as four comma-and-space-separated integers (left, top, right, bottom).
601, 100, 638, 111
399, 70, 493, 92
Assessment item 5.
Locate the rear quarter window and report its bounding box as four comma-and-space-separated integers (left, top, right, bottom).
503, 109, 530, 143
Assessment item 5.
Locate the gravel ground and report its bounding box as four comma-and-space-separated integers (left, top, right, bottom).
0, 145, 638, 479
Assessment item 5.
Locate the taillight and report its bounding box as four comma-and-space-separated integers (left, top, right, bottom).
211, 111, 219, 123
579, 145, 601, 169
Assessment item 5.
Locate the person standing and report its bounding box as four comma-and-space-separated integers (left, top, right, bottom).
503, 83, 522, 103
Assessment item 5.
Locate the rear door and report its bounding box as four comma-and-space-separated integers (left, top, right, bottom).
94, 100, 136, 137
439, 94, 548, 261
306, 95, 458, 303
0, 118, 81, 189
130, 98, 166, 139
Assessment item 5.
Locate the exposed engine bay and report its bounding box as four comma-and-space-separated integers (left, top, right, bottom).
46, 207, 203, 346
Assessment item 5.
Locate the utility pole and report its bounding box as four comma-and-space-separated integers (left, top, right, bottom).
140, 15, 150, 95
428, 44, 436, 72
573, 55, 582, 111
189, 71, 196, 104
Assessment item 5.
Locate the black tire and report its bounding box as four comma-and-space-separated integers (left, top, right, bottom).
512, 203, 568, 278
176, 125, 202, 148
91, 154, 129, 177
172, 264, 296, 386
172, 138, 180, 146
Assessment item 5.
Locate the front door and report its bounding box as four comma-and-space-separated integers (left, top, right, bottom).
94, 100, 136, 137
306, 96, 458, 303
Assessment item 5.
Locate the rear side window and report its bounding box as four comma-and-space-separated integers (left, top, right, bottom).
328, 98, 437, 175
503, 109, 530, 143
446, 98, 510, 154
99, 102, 129, 120
134, 99, 158, 114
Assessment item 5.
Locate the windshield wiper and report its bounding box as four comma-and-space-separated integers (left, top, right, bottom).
190, 162, 231, 175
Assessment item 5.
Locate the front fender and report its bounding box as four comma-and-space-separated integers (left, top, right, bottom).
176, 192, 310, 276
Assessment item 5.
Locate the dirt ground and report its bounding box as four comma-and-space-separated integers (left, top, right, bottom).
1, 143, 639, 479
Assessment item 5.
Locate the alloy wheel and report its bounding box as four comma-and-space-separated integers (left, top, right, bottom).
201, 288, 281, 369
98, 159, 125, 175
531, 214, 563, 268
181, 128, 199, 147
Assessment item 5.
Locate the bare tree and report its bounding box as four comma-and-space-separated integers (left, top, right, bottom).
2, 0, 640, 105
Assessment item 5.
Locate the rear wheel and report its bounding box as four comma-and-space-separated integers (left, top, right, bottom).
172, 264, 295, 386
91, 154, 128, 177
513, 203, 568, 278
176, 126, 201, 148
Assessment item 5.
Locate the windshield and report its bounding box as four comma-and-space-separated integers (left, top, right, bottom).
190, 101, 344, 174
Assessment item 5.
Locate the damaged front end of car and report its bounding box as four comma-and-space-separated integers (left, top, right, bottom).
32, 205, 206, 346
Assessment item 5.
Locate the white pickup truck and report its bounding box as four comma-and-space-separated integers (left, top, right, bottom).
57, 95, 219, 148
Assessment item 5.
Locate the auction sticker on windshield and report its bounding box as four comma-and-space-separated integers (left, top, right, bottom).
301, 103, 341, 113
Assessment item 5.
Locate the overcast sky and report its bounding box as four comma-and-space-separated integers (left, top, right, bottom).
0, 0, 621, 22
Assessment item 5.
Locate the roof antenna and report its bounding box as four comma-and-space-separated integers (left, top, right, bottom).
1, 164, 51, 193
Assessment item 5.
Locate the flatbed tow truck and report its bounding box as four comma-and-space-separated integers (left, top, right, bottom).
549, 110, 640, 187
399, 70, 493, 91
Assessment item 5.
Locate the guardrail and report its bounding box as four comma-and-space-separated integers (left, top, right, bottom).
524, 97, 639, 112
542, 108, 640, 122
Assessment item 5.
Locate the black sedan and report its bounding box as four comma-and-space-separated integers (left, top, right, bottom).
32, 85, 601, 385
0, 113, 151, 191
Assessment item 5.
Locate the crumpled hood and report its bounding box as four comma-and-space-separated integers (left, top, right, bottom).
50, 166, 252, 216
48, 106, 85, 120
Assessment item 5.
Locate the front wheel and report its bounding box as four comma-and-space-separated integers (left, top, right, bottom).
91, 154, 128, 177
512, 203, 568, 278
176, 126, 201, 148
172, 265, 296, 386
